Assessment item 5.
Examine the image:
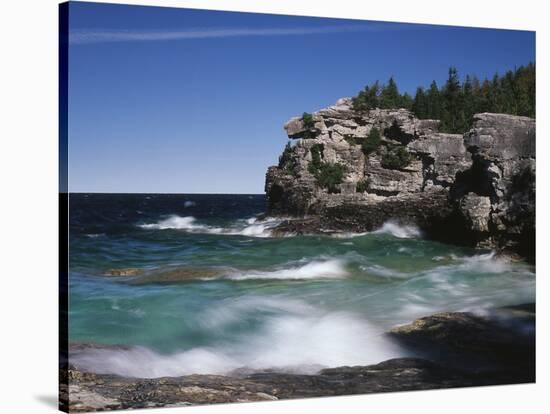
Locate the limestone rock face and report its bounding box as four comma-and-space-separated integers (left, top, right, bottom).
268, 98, 463, 213
450, 113, 536, 259
266, 99, 535, 259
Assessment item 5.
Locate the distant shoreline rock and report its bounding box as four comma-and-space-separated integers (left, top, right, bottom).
265, 99, 535, 262
61, 304, 535, 412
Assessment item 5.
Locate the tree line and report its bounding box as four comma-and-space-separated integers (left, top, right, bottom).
351, 63, 535, 133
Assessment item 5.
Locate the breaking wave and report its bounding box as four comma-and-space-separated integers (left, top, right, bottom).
226, 258, 348, 281
138, 215, 282, 238
373, 222, 422, 239
70, 298, 402, 378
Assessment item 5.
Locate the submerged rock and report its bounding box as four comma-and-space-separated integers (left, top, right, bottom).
127, 267, 225, 285
104, 268, 142, 277
265, 99, 535, 260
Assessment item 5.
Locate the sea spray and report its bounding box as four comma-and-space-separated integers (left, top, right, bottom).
71, 298, 402, 378
138, 215, 284, 238
226, 258, 348, 280
373, 221, 422, 239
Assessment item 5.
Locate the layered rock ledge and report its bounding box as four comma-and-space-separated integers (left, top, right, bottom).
265, 99, 535, 261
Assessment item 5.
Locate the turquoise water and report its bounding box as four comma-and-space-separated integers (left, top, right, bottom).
69, 194, 535, 378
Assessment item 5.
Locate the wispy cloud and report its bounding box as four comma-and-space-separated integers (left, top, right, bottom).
70, 24, 414, 45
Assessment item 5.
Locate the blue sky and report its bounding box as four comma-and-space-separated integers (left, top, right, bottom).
67, 1, 535, 194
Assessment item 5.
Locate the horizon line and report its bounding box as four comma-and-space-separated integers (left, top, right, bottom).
65, 191, 265, 195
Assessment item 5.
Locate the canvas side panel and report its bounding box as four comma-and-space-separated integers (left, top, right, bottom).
59, 2, 69, 412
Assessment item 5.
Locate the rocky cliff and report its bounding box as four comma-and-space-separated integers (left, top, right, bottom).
265, 98, 535, 260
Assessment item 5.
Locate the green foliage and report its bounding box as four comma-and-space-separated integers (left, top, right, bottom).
412, 87, 428, 118
301, 112, 318, 138
344, 135, 359, 146
308, 144, 324, 174
306, 144, 345, 192
361, 127, 382, 154
351, 81, 380, 111
381, 146, 412, 170
302, 112, 315, 129
399, 92, 414, 110
278, 142, 293, 168
352, 78, 414, 112
356, 179, 370, 193
440, 67, 467, 133
351, 63, 535, 133
426, 80, 442, 120
379, 77, 400, 108
278, 142, 297, 176
315, 163, 346, 193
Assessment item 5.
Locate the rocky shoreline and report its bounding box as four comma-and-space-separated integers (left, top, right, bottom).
265, 100, 535, 262
61, 304, 535, 412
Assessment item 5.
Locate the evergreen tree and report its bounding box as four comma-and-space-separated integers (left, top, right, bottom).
441, 67, 465, 133
400, 92, 413, 110
379, 77, 400, 108
412, 87, 428, 119
426, 81, 442, 120
351, 62, 535, 132
462, 75, 475, 123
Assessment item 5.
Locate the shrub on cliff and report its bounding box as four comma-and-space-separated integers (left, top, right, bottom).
301, 112, 318, 139
308, 144, 324, 174
381, 146, 412, 170
308, 146, 345, 193
361, 127, 382, 155
302, 112, 315, 129
279, 142, 293, 167
315, 163, 346, 193
356, 179, 370, 193
278, 142, 296, 175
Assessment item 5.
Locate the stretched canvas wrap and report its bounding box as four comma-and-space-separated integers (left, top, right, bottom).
59, 1, 536, 412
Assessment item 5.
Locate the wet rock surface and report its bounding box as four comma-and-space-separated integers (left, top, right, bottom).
265, 99, 535, 260
61, 304, 535, 412
388, 304, 535, 378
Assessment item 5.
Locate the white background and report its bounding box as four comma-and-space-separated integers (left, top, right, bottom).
0, 0, 547, 413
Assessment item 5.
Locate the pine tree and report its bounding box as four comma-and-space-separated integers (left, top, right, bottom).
441, 67, 465, 133
412, 87, 428, 119
351, 62, 535, 131
462, 75, 475, 124
426, 81, 442, 120
379, 77, 400, 108
400, 92, 413, 110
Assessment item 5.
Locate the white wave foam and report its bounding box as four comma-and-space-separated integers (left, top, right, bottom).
138, 215, 281, 238
227, 259, 348, 280
85, 233, 105, 238
72, 298, 402, 378
360, 264, 410, 279
373, 222, 421, 239
454, 252, 512, 273
72, 346, 241, 377
330, 232, 369, 239
138, 216, 213, 231
183, 201, 196, 208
